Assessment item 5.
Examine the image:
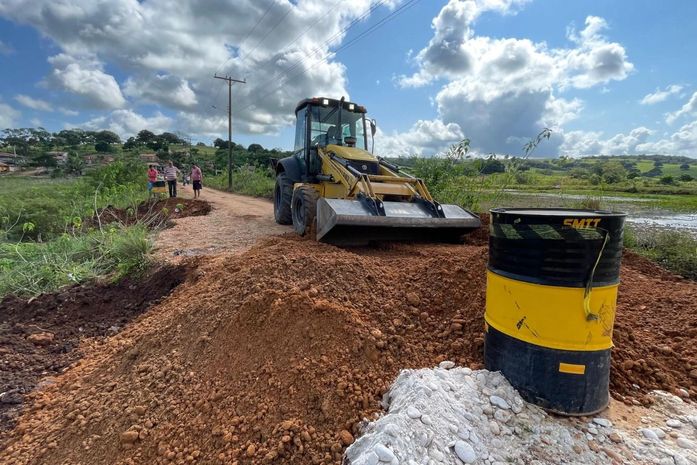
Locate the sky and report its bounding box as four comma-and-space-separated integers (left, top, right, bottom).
1, 0, 696, 158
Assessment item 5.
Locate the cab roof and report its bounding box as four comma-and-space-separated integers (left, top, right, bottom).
295, 97, 367, 115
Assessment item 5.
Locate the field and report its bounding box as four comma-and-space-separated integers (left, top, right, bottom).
0, 160, 208, 298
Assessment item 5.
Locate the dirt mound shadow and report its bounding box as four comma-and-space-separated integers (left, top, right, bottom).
0, 264, 189, 435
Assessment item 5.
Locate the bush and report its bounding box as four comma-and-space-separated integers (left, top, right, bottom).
628, 228, 697, 280
208, 165, 275, 198
0, 225, 152, 298
679, 174, 694, 182
660, 175, 675, 185
576, 195, 603, 210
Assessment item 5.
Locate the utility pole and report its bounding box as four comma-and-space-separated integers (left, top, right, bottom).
214, 74, 246, 190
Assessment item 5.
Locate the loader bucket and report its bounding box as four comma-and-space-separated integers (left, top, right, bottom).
316, 198, 481, 245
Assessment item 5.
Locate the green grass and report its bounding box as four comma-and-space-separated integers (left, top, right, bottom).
208, 165, 275, 198
0, 159, 155, 298
624, 226, 697, 280
0, 224, 152, 297
0, 161, 148, 242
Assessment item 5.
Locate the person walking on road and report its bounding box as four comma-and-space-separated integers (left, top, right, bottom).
164, 161, 180, 198
147, 164, 158, 197
191, 163, 203, 199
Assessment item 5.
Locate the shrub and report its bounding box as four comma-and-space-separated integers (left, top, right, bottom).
208, 165, 275, 198
660, 175, 675, 185
0, 225, 152, 298
628, 228, 697, 280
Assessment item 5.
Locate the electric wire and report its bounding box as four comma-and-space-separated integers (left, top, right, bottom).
236, 0, 421, 115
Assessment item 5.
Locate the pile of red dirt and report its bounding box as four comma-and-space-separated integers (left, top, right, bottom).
1, 236, 695, 465
91, 198, 211, 229
0, 265, 188, 435
612, 250, 697, 405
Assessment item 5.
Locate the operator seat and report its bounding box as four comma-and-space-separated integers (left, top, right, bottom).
325, 126, 340, 145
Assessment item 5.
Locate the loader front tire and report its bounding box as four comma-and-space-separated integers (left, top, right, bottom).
292, 186, 319, 237
274, 172, 293, 225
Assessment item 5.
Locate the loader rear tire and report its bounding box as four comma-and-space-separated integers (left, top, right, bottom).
292, 186, 319, 237
274, 173, 293, 225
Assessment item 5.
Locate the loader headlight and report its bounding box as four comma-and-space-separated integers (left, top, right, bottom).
322, 99, 329, 106
348, 103, 355, 111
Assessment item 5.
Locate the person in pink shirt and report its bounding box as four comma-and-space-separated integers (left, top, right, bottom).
191, 163, 203, 198
147, 164, 158, 197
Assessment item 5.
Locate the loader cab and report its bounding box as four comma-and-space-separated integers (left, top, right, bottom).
293, 97, 369, 178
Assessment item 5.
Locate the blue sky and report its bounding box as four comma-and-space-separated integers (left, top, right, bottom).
1, 0, 696, 157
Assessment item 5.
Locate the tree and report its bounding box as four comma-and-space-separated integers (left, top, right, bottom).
159, 132, 184, 145
95, 130, 121, 145
247, 143, 264, 152
660, 175, 675, 185
680, 163, 690, 171
123, 137, 138, 150
32, 151, 57, 168
600, 161, 627, 184
679, 174, 693, 182
147, 139, 167, 151
136, 129, 156, 144
65, 151, 85, 175
95, 141, 114, 153
56, 129, 85, 146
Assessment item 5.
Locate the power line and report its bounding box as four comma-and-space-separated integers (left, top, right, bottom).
240, 0, 294, 64
207, 1, 275, 119
257, 0, 390, 91
212, 0, 275, 78
237, 0, 421, 115
208, 0, 384, 120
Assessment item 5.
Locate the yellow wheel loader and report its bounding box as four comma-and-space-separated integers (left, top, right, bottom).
272, 97, 480, 245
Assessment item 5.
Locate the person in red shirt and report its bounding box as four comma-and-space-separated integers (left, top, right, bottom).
147, 164, 158, 197
191, 163, 203, 198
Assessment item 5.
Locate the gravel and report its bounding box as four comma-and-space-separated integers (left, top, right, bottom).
345, 367, 697, 465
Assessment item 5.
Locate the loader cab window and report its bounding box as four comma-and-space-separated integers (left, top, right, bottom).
294, 108, 307, 151
309, 105, 367, 150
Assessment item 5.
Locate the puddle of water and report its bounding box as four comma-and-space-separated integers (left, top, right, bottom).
501, 190, 652, 203
488, 190, 697, 236
627, 213, 697, 236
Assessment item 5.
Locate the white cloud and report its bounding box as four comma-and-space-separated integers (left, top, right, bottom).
559, 120, 697, 158
0, 0, 397, 138
640, 84, 683, 105
0, 100, 21, 129
377, 119, 464, 156
124, 75, 198, 109
636, 119, 697, 156
560, 126, 653, 156
560, 16, 634, 89
15, 94, 53, 112
666, 91, 697, 124
79, 109, 172, 137
47, 54, 126, 109
391, 1, 633, 156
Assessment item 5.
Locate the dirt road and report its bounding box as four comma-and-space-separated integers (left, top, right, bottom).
154, 187, 289, 261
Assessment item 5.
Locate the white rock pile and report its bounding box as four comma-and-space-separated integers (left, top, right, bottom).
344, 364, 697, 465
